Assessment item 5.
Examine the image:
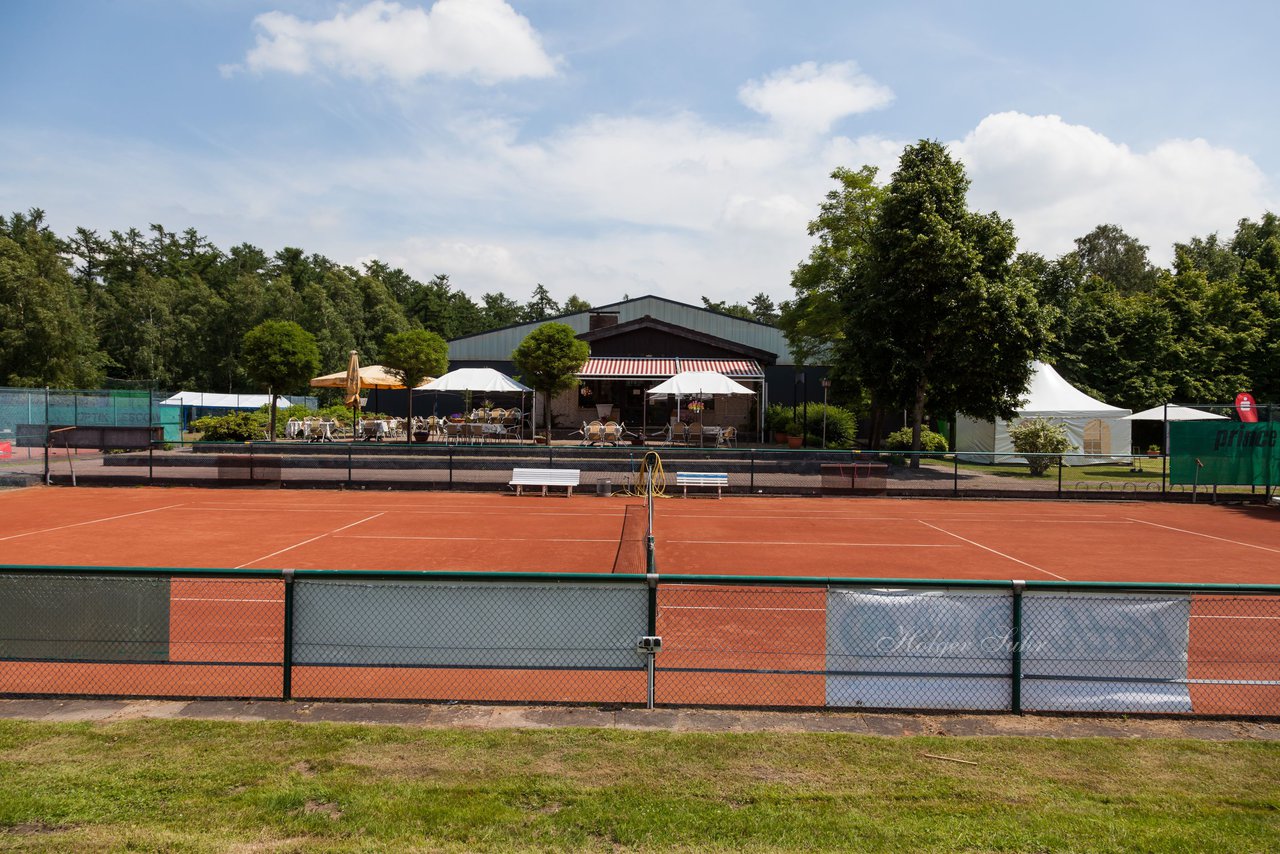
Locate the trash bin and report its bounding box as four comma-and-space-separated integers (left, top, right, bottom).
596, 478, 613, 496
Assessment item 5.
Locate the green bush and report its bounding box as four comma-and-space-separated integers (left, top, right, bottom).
805, 403, 857, 449
764, 404, 792, 435
884, 426, 949, 462
1008, 417, 1074, 475
191, 411, 268, 441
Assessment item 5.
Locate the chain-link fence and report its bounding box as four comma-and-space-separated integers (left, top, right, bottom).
3, 566, 1277, 717
26, 439, 1273, 504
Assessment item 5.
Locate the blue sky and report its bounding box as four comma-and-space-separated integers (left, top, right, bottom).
3, 1, 1278, 306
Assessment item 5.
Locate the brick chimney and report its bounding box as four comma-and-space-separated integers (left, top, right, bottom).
589, 311, 620, 331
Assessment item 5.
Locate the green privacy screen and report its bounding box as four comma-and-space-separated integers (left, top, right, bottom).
1169, 421, 1279, 486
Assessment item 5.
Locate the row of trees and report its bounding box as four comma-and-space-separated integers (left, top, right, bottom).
779, 142, 1280, 458
0, 208, 612, 392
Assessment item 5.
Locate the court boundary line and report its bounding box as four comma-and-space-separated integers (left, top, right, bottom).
337, 534, 618, 543
0, 504, 186, 542
235, 513, 386, 569
1127, 518, 1280, 555
671, 540, 961, 548
917, 520, 1069, 581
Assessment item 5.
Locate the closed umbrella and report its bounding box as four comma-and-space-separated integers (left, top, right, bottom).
311, 353, 408, 438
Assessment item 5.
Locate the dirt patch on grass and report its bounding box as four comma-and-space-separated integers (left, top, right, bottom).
302, 800, 342, 820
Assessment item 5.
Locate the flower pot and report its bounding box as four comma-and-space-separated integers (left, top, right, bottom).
774, 431, 788, 444
787, 435, 803, 449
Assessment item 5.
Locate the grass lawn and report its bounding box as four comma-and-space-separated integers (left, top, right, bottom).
921, 458, 1166, 484
1, 719, 1277, 852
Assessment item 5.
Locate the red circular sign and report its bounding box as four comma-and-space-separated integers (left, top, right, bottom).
1235, 392, 1258, 423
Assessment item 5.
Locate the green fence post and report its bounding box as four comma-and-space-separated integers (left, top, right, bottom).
749, 451, 755, 492
1057, 456, 1063, 498
953, 453, 959, 496
1011, 579, 1024, 714
282, 568, 294, 700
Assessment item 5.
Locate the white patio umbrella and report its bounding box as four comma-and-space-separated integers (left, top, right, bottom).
1120, 405, 1229, 422
417, 368, 532, 394
646, 370, 756, 437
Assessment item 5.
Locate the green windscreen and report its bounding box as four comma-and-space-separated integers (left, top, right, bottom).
0, 573, 170, 662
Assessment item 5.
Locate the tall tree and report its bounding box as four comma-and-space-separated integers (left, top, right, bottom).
0, 209, 106, 387
481, 292, 523, 328
381, 329, 449, 442
241, 321, 320, 440
511, 322, 589, 437
562, 294, 592, 313
847, 140, 1046, 464
523, 284, 561, 321
780, 166, 885, 423
1072, 224, 1159, 294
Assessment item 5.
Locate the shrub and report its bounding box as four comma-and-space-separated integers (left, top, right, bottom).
884, 426, 949, 459
807, 403, 857, 449
191, 411, 268, 441
1008, 417, 1075, 475
764, 404, 792, 435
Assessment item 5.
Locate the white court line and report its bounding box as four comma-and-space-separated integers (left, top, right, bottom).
662, 605, 824, 612
172, 598, 282, 604
235, 513, 385, 569
1127, 518, 1280, 554
1191, 615, 1280, 620
917, 520, 1069, 581
670, 540, 960, 547
0, 504, 185, 542
189, 505, 625, 519
337, 534, 617, 543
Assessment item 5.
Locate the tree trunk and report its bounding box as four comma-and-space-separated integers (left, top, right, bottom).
406, 390, 414, 444
868, 397, 885, 450
910, 381, 926, 469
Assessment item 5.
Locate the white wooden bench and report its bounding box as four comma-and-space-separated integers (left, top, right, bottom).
510, 467, 581, 497
675, 471, 729, 498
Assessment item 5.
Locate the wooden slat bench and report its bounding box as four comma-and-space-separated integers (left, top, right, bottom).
675, 471, 728, 498
510, 467, 581, 497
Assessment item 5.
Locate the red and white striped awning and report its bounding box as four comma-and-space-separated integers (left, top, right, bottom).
578, 357, 764, 379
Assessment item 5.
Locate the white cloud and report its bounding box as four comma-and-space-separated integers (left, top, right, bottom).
739, 61, 894, 133
237, 0, 559, 84
952, 112, 1272, 263
6, 80, 1274, 309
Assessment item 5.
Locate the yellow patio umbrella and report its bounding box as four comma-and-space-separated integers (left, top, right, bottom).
310, 352, 408, 434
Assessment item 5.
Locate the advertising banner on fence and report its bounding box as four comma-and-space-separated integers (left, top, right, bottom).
1021, 592, 1192, 713
825, 589, 1014, 711
1169, 421, 1279, 486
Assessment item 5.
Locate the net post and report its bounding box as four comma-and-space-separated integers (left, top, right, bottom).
645, 573, 659, 709
282, 568, 295, 701
1010, 579, 1025, 715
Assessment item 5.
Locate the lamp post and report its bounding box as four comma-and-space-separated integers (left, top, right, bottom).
821, 377, 831, 449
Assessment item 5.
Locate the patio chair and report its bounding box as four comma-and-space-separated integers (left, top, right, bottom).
583, 420, 604, 445
718, 426, 737, 447
603, 421, 622, 446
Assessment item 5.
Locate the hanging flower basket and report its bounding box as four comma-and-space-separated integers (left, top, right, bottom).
687, 400, 705, 414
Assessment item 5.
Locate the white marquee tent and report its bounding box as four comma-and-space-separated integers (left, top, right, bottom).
955, 361, 1132, 465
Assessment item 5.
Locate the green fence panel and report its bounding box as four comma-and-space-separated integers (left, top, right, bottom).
1169, 421, 1279, 486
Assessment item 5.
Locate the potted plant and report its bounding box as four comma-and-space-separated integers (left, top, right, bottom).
1146, 444, 1161, 457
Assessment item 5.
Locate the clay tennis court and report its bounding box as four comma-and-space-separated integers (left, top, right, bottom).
1, 486, 1277, 715
1, 486, 1277, 582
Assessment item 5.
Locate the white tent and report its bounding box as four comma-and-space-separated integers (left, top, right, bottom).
955, 361, 1132, 465
161, 392, 291, 409
416, 368, 532, 393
